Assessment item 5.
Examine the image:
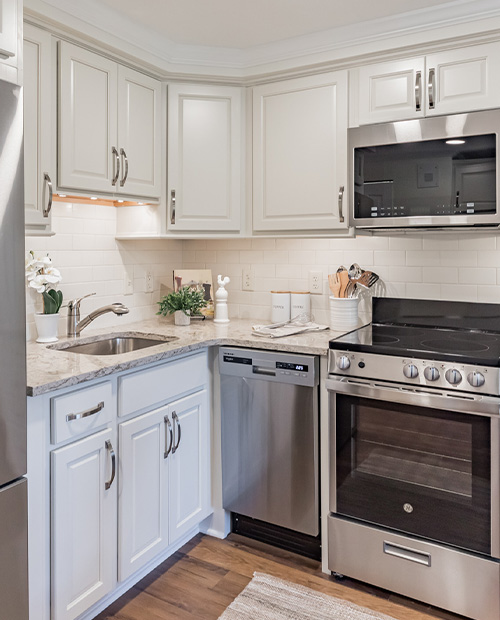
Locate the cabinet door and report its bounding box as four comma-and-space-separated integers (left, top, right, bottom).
352, 58, 425, 126
51, 428, 116, 620
0, 0, 17, 59
24, 24, 54, 233
58, 41, 118, 193
253, 72, 348, 232
118, 406, 169, 581
117, 66, 161, 198
426, 42, 500, 116
168, 83, 243, 231
168, 390, 210, 543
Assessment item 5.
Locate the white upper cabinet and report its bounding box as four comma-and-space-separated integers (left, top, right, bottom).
117, 66, 161, 197
24, 24, 54, 234
0, 0, 17, 59
253, 71, 349, 233
351, 42, 500, 126
58, 41, 161, 199
167, 83, 243, 232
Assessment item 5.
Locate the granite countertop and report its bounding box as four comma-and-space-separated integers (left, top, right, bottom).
27, 317, 350, 396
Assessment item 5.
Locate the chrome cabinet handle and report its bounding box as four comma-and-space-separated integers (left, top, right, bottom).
119, 148, 129, 187
170, 190, 176, 225
164, 415, 173, 459
415, 71, 422, 111
42, 173, 53, 217
66, 401, 104, 422
338, 186, 345, 223
105, 439, 116, 490
428, 68, 435, 109
111, 146, 120, 186
172, 411, 181, 453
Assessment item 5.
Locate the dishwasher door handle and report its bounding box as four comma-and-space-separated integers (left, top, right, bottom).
252, 366, 276, 376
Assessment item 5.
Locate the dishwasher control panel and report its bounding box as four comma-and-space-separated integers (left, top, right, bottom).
220, 347, 318, 387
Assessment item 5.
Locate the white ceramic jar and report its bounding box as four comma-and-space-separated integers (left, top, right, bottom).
290, 292, 311, 321
271, 291, 291, 323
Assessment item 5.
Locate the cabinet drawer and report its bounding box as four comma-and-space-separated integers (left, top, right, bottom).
51, 381, 113, 444
118, 352, 207, 417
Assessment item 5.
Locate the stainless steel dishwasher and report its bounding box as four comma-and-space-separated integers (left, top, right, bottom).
220, 347, 319, 543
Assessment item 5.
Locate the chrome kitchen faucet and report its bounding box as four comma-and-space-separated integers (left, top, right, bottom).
67, 293, 129, 336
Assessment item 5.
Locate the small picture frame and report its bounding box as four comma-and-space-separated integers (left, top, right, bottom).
173, 269, 214, 318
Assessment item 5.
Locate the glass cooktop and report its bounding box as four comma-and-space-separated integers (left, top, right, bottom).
329, 323, 500, 366
329, 297, 500, 367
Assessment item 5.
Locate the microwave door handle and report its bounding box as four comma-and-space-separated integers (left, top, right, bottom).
428, 68, 436, 109
415, 71, 422, 111
338, 186, 345, 223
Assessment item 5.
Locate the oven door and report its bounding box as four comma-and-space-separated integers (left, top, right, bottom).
327, 376, 500, 558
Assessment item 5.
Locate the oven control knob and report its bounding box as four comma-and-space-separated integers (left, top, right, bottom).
403, 364, 418, 379
337, 355, 351, 370
467, 371, 485, 388
424, 366, 440, 382
445, 369, 462, 385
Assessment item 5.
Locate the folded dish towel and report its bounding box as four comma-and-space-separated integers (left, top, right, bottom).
252, 319, 329, 338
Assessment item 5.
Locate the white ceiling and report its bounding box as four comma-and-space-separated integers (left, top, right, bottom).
97, 0, 463, 49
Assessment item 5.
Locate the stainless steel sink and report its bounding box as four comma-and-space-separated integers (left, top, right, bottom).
51, 334, 177, 355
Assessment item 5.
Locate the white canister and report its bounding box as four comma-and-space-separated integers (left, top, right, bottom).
329, 296, 360, 331
290, 292, 311, 321
271, 291, 291, 323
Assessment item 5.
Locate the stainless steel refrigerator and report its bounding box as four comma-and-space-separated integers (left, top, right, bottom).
0, 78, 29, 619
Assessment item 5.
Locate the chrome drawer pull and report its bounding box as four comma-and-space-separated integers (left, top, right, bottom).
428, 68, 436, 109
338, 186, 345, 223
111, 146, 120, 186
170, 189, 176, 225
172, 411, 181, 453
383, 541, 431, 567
66, 401, 104, 422
105, 439, 116, 490
119, 148, 129, 186
164, 415, 173, 459
415, 71, 422, 111
42, 173, 53, 217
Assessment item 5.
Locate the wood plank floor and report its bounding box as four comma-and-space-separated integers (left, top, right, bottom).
95, 533, 464, 620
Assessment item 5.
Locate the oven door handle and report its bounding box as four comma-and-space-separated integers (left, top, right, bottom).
326, 376, 500, 418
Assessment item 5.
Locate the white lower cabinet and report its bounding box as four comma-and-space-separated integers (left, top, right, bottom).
28, 351, 211, 620
119, 388, 210, 581
51, 428, 117, 620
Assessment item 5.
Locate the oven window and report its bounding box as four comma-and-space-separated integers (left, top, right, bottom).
335, 395, 491, 555
354, 133, 496, 220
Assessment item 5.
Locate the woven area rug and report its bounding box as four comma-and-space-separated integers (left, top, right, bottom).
218, 572, 396, 620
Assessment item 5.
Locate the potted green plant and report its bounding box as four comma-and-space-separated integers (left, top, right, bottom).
26, 250, 63, 342
157, 285, 207, 326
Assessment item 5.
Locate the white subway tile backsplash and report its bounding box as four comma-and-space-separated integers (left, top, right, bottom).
25, 203, 500, 340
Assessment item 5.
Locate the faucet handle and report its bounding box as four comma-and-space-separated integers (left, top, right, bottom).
67, 292, 96, 312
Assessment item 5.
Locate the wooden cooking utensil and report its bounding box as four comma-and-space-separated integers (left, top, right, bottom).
338, 270, 350, 298
328, 273, 341, 297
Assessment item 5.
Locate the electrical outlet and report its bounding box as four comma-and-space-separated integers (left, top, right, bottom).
242, 268, 254, 291
145, 271, 154, 293
124, 271, 134, 295
308, 271, 323, 295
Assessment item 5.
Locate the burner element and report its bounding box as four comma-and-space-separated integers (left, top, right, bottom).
372, 334, 399, 344
420, 338, 489, 354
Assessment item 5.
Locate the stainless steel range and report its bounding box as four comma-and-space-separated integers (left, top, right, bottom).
326, 298, 500, 620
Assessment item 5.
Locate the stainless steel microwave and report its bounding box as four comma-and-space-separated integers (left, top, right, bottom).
349, 110, 500, 230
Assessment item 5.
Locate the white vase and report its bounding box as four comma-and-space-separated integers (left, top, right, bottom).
174, 310, 190, 326
34, 312, 60, 343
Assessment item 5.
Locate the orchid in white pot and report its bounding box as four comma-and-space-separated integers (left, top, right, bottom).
26, 250, 63, 314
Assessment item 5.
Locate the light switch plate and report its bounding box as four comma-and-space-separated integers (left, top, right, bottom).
124, 270, 134, 295
242, 268, 254, 291
145, 271, 154, 293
